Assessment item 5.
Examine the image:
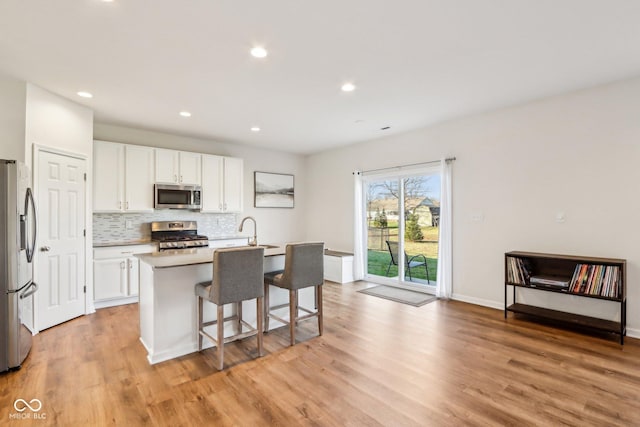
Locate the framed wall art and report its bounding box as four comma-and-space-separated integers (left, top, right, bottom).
254, 171, 294, 208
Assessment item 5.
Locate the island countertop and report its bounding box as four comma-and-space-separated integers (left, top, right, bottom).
138, 242, 307, 364
136, 244, 285, 268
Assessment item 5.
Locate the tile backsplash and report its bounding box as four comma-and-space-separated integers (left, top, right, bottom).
93, 211, 240, 244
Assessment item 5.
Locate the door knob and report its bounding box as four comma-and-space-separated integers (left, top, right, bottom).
40, 246, 51, 252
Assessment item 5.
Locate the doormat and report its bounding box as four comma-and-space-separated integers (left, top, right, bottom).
357, 285, 437, 307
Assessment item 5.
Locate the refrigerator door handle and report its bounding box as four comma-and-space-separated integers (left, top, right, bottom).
6, 280, 32, 294
19, 281, 38, 300
24, 187, 37, 263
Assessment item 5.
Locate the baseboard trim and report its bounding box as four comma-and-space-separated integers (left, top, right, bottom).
94, 296, 138, 309
626, 327, 640, 339
450, 293, 639, 341
451, 293, 503, 310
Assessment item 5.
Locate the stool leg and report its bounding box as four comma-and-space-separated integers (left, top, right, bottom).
264, 282, 270, 332
289, 289, 297, 346
295, 290, 300, 326
198, 296, 203, 351
217, 304, 224, 370
317, 285, 323, 336
236, 302, 243, 335
257, 296, 264, 356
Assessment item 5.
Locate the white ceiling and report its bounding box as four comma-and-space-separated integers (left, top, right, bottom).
1, 1, 640, 155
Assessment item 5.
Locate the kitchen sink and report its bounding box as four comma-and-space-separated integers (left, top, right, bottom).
237, 244, 279, 249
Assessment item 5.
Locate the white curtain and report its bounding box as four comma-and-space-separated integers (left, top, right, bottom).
436, 159, 453, 299
353, 171, 365, 280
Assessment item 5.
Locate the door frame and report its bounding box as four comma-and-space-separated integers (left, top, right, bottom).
32, 144, 92, 334
361, 166, 439, 294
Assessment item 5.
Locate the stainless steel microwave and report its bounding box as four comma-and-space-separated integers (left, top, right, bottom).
154, 184, 202, 209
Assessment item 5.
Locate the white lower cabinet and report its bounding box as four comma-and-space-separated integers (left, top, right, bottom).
93, 244, 156, 308
94, 258, 129, 301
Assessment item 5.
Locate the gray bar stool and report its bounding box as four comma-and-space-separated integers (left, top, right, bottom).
195, 246, 265, 370
264, 242, 324, 346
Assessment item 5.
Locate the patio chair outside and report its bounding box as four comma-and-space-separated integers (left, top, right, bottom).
385, 240, 430, 283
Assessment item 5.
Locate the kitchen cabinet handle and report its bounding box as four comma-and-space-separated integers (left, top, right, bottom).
174, 174, 178, 182
40, 246, 51, 252
180, 175, 183, 183
223, 203, 227, 211
119, 201, 122, 210
126, 201, 129, 210
219, 203, 222, 211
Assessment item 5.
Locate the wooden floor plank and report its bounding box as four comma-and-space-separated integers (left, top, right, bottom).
1, 280, 639, 426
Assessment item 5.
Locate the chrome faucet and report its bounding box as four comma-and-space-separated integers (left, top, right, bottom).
238, 216, 258, 246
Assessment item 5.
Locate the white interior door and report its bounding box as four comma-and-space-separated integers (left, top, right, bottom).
37, 151, 86, 330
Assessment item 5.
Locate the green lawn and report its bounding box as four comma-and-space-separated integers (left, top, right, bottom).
367, 249, 438, 282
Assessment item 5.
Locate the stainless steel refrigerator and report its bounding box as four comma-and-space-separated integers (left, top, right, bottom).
0, 159, 38, 372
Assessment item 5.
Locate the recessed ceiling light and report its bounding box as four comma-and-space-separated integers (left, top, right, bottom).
77, 91, 93, 98
179, 111, 191, 117
251, 127, 261, 132
341, 83, 356, 92
250, 47, 268, 58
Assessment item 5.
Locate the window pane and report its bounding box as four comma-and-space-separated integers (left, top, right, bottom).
401, 174, 439, 285
366, 179, 399, 278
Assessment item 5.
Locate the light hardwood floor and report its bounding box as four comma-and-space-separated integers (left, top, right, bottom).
1, 281, 639, 426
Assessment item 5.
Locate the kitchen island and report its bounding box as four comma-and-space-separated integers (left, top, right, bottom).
136, 245, 314, 364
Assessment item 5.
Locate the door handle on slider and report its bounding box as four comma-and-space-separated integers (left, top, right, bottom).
40, 246, 51, 252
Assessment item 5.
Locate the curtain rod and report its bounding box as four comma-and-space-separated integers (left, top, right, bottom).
353, 157, 456, 175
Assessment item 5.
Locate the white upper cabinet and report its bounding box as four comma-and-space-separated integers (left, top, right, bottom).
201, 154, 243, 212
93, 141, 124, 212
201, 154, 223, 212
124, 145, 155, 212
93, 140, 155, 213
179, 151, 202, 185
154, 148, 178, 184
155, 148, 201, 185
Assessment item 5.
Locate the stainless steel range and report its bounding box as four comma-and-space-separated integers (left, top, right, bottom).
151, 221, 209, 251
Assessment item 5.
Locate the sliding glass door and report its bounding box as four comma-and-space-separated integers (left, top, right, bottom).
364, 168, 440, 289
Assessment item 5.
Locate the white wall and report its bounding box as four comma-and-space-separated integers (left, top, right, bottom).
0, 72, 26, 162
306, 76, 640, 337
93, 123, 307, 245
25, 84, 94, 168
